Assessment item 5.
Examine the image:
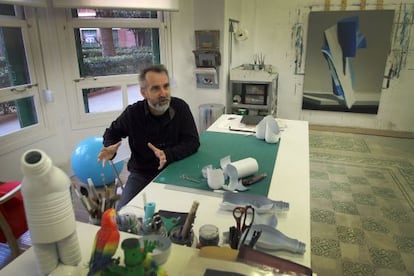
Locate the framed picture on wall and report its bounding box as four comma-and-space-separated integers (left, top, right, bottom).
302, 10, 394, 114
195, 30, 220, 49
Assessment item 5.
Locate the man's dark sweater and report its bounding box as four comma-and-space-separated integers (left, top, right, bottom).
103, 97, 200, 177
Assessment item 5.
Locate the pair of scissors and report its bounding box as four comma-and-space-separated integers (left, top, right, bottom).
232, 205, 255, 233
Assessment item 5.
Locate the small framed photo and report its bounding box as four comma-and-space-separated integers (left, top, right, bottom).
193, 49, 221, 67
195, 30, 220, 49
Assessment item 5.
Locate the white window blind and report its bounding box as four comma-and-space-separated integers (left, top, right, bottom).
52, 0, 179, 11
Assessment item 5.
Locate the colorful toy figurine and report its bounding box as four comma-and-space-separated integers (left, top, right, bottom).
88, 208, 120, 276
101, 238, 168, 276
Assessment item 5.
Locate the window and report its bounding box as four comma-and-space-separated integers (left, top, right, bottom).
63, 8, 170, 128
0, 4, 48, 149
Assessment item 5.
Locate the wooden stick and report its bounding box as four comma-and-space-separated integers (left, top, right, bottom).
181, 201, 200, 239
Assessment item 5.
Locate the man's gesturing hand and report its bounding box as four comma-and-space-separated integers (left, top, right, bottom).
97, 141, 122, 167
147, 142, 167, 170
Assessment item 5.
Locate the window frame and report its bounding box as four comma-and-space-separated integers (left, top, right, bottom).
60, 9, 172, 130
0, 7, 51, 155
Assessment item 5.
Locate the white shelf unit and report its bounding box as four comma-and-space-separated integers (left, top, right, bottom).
228, 66, 278, 116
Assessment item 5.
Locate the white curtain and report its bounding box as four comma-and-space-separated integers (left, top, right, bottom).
52, 0, 179, 11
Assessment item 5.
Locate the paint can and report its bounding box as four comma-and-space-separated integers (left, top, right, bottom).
199, 224, 219, 247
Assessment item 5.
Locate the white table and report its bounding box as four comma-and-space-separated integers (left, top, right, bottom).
1, 115, 310, 275
122, 114, 310, 267
0, 221, 198, 276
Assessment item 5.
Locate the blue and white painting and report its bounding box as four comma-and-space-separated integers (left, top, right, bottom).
302, 10, 394, 114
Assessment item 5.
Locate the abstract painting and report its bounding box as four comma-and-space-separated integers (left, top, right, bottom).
302, 10, 394, 114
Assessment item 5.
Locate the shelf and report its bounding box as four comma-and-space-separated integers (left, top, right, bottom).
230, 66, 278, 82
231, 103, 268, 110
228, 66, 278, 117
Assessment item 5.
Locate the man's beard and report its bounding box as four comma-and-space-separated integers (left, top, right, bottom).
148, 98, 170, 115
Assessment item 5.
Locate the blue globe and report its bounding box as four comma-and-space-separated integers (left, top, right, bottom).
71, 136, 125, 187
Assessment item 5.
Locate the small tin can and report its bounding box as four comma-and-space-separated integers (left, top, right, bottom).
199, 224, 219, 247
238, 108, 248, 115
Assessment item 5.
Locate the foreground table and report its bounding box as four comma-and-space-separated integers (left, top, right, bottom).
0, 221, 198, 275
122, 114, 311, 267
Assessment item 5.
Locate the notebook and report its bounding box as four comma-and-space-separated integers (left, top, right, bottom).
240, 115, 264, 126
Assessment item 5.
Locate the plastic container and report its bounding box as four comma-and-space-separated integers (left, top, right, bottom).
199, 224, 219, 247
199, 103, 225, 132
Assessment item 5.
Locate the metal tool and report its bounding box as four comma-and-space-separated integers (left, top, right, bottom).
79, 185, 99, 210
242, 173, 267, 186
109, 159, 124, 191
229, 226, 239, 249
180, 174, 201, 183
247, 230, 262, 248
229, 205, 255, 249
160, 216, 181, 233
233, 205, 254, 232
228, 126, 256, 134
87, 178, 99, 201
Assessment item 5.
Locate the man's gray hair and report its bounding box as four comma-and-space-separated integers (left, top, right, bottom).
139, 64, 169, 88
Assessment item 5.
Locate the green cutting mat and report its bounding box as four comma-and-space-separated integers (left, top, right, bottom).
154, 131, 279, 196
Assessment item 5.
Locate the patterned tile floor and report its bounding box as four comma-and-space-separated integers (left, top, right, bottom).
1, 130, 413, 275
309, 131, 414, 276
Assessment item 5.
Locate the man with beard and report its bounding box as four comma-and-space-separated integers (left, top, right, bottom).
98, 64, 200, 210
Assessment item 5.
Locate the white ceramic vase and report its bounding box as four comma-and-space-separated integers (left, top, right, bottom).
20, 149, 81, 274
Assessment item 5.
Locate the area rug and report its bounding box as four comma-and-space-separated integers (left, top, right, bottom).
309, 131, 414, 276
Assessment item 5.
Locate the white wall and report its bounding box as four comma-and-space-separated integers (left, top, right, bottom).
231, 0, 414, 131
171, 0, 226, 130
174, 0, 414, 133
245, 0, 414, 132
1, 0, 413, 181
